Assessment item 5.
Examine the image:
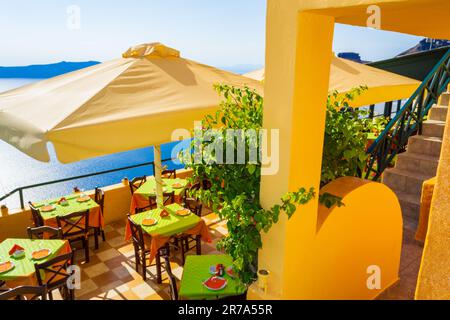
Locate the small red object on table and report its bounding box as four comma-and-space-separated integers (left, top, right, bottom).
215, 264, 225, 277
160, 209, 170, 218
9, 244, 25, 256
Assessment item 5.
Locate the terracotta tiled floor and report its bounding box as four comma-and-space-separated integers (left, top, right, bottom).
72, 210, 227, 300
377, 217, 424, 300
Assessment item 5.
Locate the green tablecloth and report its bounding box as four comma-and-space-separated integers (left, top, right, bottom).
179, 255, 245, 300
34, 194, 99, 221
135, 177, 189, 197
0, 239, 68, 281
130, 203, 201, 237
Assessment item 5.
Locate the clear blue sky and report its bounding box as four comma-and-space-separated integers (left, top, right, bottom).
0, 0, 423, 69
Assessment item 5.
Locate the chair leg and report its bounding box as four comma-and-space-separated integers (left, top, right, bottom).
94, 229, 99, 250
142, 253, 147, 281
101, 229, 106, 242
181, 239, 186, 265
84, 238, 90, 263
134, 249, 140, 272
156, 252, 162, 284
196, 235, 202, 255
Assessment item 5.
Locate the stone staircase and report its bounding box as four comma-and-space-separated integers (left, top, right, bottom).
382, 92, 448, 230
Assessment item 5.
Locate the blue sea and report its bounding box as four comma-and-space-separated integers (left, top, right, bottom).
0, 79, 188, 209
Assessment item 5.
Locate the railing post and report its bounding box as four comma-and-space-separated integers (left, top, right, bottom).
396, 100, 402, 115
384, 101, 393, 119
19, 189, 25, 210
369, 105, 375, 119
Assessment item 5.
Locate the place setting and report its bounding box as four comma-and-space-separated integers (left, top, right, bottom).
203, 263, 236, 291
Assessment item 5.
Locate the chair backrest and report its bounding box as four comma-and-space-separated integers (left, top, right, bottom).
185, 198, 203, 217
28, 202, 44, 227
129, 176, 147, 195
94, 187, 105, 211
56, 210, 90, 238
0, 285, 47, 300
149, 192, 175, 209
162, 252, 178, 300
34, 252, 75, 290
127, 214, 146, 251
27, 226, 63, 240
162, 169, 177, 179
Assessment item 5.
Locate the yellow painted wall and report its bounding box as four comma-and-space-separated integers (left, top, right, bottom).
415, 102, 450, 300
256, 0, 449, 299
252, 177, 403, 300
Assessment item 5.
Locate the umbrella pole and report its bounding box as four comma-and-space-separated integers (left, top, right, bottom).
153, 145, 164, 209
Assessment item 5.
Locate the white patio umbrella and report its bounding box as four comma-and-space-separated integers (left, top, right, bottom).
244, 55, 420, 107
0, 43, 263, 207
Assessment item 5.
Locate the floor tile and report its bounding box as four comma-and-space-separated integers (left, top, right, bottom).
97, 248, 122, 262
83, 262, 110, 278
131, 282, 157, 299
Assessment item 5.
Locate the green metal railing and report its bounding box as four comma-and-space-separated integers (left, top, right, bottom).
0, 158, 177, 209
365, 48, 450, 180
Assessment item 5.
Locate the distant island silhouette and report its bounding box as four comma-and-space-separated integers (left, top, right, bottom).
0, 61, 100, 78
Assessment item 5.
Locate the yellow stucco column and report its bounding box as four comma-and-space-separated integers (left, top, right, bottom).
257, 9, 335, 299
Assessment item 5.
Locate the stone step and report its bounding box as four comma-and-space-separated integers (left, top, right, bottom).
396, 191, 421, 221
440, 92, 450, 107
383, 167, 434, 196
422, 120, 446, 138
429, 105, 448, 122
396, 152, 440, 176
407, 135, 443, 157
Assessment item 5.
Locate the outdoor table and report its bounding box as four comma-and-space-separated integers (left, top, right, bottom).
130, 177, 189, 214
179, 255, 246, 300
125, 203, 211, 264
416, 177, 437, 242
0, 238, 71, 288
33, 194, 104, 229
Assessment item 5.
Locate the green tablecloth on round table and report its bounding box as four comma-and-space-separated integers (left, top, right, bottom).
179, 255, 245, 300
129, 203, 201, 237
0, 238, 69, 281
135, 177, 189, 197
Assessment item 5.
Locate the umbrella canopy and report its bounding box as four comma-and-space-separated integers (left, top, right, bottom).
244, 55, 420, 107
0, 43, 263, 163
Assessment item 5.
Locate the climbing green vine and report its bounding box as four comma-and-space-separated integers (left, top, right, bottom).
180, 84, 315, 284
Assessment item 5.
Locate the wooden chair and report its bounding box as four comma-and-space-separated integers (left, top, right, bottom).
57, 210, 90, 263
184, 198, 203, 217
27, 226, 63, 240
172, 199, 203, 264
162, 250, 178, 300
148, 191, 175, 210
34, 252, 75, 300
28, 202, 44, 227
127, 215, 168, 283
162, 169, 177, 179
129, 176, 147, 195
92, 187, 106, 250
0, 285, 47, 300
